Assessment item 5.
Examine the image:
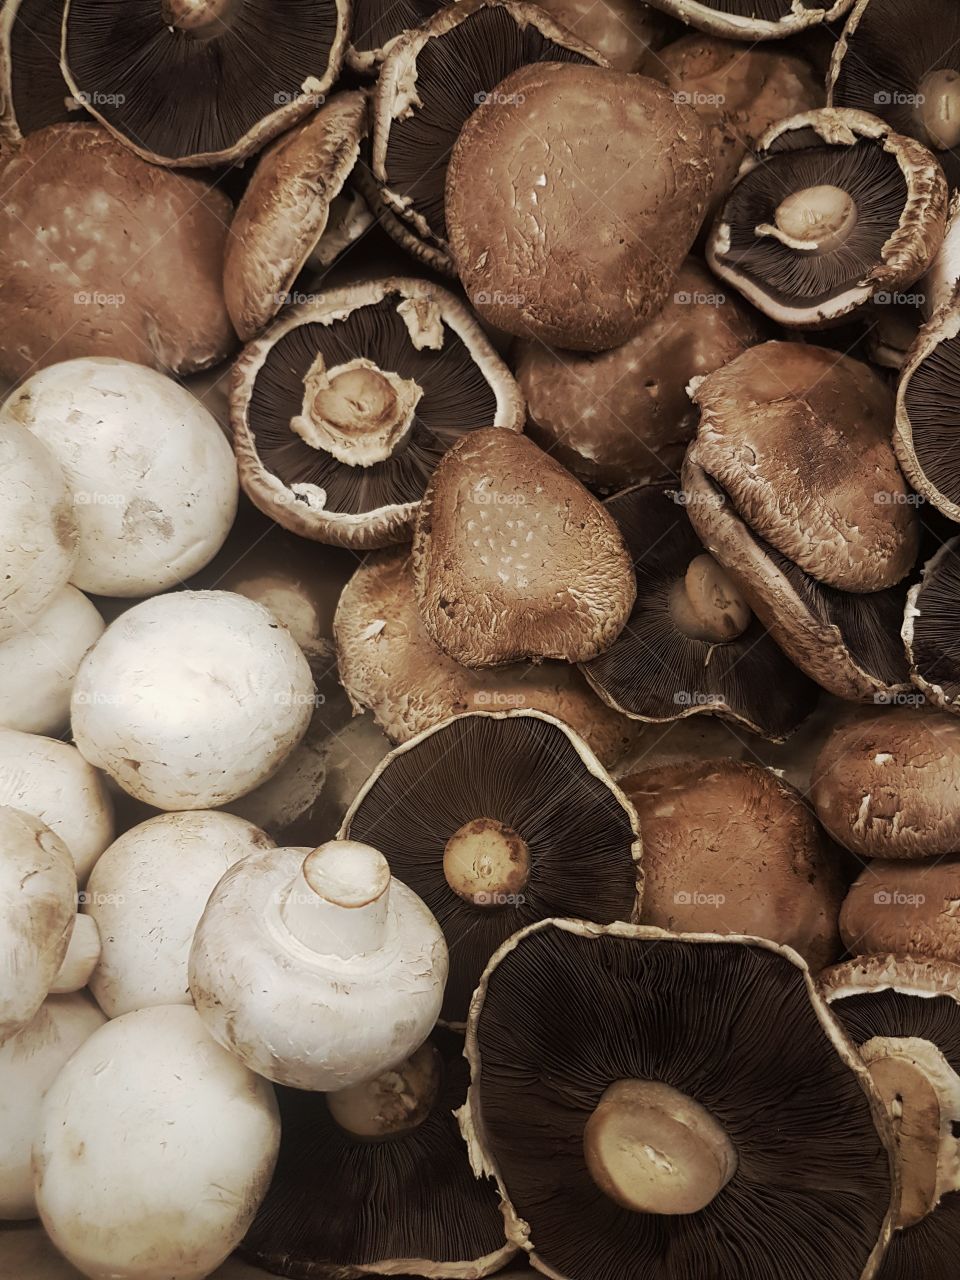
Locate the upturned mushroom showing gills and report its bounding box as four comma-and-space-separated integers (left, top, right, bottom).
462, 920, 897, 1280
231, 278, 524, 549
896, 310, 960, 522
904, 539, 960, 711
189, 838, 448, 1091
242, 1030, 516, 1278
580, 482, 815, 740
341, 711, 642, 1023
823, 954, 960, 1280
60, 0, 348, 167
708, 108, 947, 328
642, 0, 854, 40
346, 0, 444, 71
839, 859, 960, 963
0, 0, 77, 142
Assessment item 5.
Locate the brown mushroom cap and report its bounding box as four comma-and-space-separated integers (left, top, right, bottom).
446, 63, 713, 351
840, 860, 960, 964
513, 259, 765, 492
0, 124, 234, 381
621, 759, 847, 969
904, 537, 960, 713
691, 342, 919, 592
411, 428, 636, 666
0, 0, 79, 144
896, 303, 960, 523
639, 0, 855, 41
811, 707, 960, 859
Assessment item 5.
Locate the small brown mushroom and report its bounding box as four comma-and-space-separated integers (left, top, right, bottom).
839, 861, 960, 964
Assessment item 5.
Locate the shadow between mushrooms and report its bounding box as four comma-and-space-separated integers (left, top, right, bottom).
903, 537, 960, 711
641, 0, 855, 40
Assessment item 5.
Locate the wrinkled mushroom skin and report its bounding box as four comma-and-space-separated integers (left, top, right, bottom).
811, 709, 960, 859
447, 64, 713, 351
840, 860, 960, 963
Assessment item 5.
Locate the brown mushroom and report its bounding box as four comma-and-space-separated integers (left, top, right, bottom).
0, 0, 78, 145
641, 0, 855, 41
896, 306, 960, 522
346, 0, 445, 73
840, 861, 960, 963
903, 538, 960, 712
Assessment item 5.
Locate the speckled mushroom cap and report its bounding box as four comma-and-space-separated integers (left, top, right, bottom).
904, 538, 960, 712
224, 91, 372, 342
690, 342, 919, 592
411, 428, 636, 666
811, 707, 960, 859
371, 0, 606, 273
446, 63, 713, 351
0, 124, 234, 382
643, 0, 855, 40
60, 0, 349, 167
839, 860, 960, 963
346, 0, 444, 72
333, 546, 639, 767
0, 0, 78, 145
230, 278, 525, 550
461, 919, 898, 1280
708, 108, 948, 328
896, 304, 960, 522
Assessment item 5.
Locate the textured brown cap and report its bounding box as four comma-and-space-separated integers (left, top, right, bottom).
839, 859, 960, 963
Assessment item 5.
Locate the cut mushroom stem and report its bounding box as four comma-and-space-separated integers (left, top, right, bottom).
442, 818, 531, 907
583, 1079, 738, 1216
291, 355, 422, 467
160, 0, 241, 35
918, 69, 960, 151
668, 553, 752, 643
327, 1041, 443, 1138
50, 914, 101, 995
758, 185, 859, 254
282, 841, 391, 959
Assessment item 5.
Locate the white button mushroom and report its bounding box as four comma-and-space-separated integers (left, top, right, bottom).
84, 811, 275, 1019
33, 1004, 280, 1280
189, 839, 448, 1091
1, 358, 238, 598
71, 591, 315, 810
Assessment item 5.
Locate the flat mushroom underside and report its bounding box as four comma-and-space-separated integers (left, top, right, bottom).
907, 538, 960, 705
245, 297, 498, 515
6, 0, 75, 135
473, 928, 893, 1280
901, 332, 960, 513
830, 985, 960, 1280
581, 483, 816, 740
350, 0, 445, 58
343, 715, 639, 1023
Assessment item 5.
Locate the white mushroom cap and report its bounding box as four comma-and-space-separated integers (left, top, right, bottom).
2, 358, 239, 597
71, 591, 315, 810
0, 993, 106, 1220
189, 839, 448, 1091
0, 586, 104, 735
0, 729, 114, 882
34, 1005, 280, 1280
0, 419, 78, 643
85, 811, 275, 1019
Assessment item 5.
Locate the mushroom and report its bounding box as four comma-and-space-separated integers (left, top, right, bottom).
823, 953, 960, 1277
346, 0, 445, 72
230, 278, 525, 550
446, 63, 713, 350
412, 428, 636, 666
34, 1005, 280, 1280
461, 919, 897, 1279
811, 707, 960, 859
60, 0, 349, 167
242, 1030, 517, 1277
0, 0, 78, 144
189, 838, 448, 1090
621, 759, 847, 968
513, 259, 765, 492
0, 993, 106, 1220
83, 811, 275, 1019
0, 420, 77, 645
3, 358, 238, 597
708, 109, 948, 328
224, 91, 375, 342
641, 0, 855, 40
904, 539, 960, 710
0, 124, 234, 381
864, 298, 924, 371
341, 711, 642, 1023
921, 191, 960, 317
839, 860, 960, 963
580, 482, 816, 740
534, 0, 670, 71
896, 309, 960, 522
371, 0, 605, 272
334, 546, 639, 767
71, 591, 315, 811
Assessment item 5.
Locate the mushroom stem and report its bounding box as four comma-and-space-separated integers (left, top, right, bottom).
291, 355, 422, 468
583, 1079, 737, 1215
918, 70, 960, 151
757, 185, 859, 254
443, 818, 531, 907
49, 914, 101, 994
281, 841, 391, 960
160, 0, 241, 35
327, 1041, 442, 1137
668, 553, 752, 644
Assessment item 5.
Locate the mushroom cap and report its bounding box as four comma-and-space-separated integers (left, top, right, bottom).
708, 108, 948, 328
34, 1005, 280, 1280
334, 545, 639, 767
811, 707, 960, 859
60, 0, 349, 167
446, 63, 713, 351
341, 711, 642, 1023
3, 358, 238, 597
0, 0, 79, 144
580, 481, 816, 740
691, 342, 919, 592
0, 992, 106, 1220
896, 304, 960, 522
462, 918, 897, 1280
903, 537, 960, 712
0, 124, 235, 381
412, 428, 636, 666
230, 277, 524, 550
71, 591, 315, 810
641, 0, 855, 40
621, 759, 846, 968
839, 859, 960, 963
0, 420, 78, 644
514, 258, 765, 492
224, 91, 370, 342
84, 812, 276, 1020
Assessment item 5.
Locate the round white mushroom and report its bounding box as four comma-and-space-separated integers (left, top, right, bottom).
71, 591, 315, 810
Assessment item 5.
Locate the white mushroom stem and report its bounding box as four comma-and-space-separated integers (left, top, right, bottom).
160, 0, 240, 35
755, 184, 859, 254
919, 69, 960, 151
290, 355, 422, 467
668, 553, 752, 644
49, 915, 101, 994
443, 818, 531, 907
326, 1041, 442, 1137
281, 840, 391, 959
